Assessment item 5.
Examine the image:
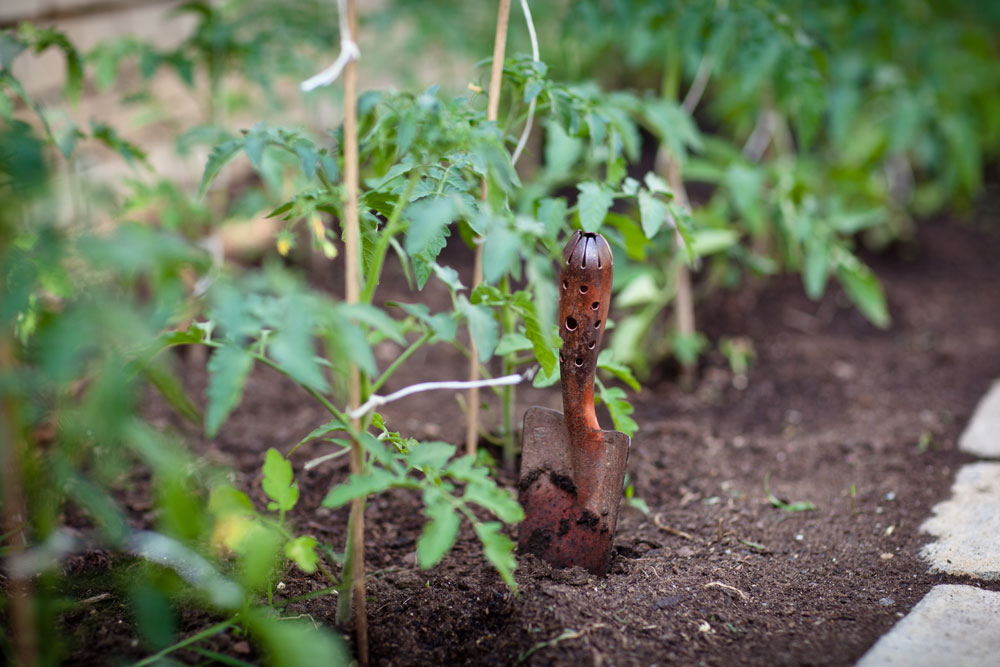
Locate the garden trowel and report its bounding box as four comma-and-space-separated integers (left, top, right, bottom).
517, 231, 631, 576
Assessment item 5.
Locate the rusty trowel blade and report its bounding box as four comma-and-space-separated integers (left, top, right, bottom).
518, 406, 630, 575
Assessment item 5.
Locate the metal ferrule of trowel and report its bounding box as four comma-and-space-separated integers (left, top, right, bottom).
517, 231, 631, 575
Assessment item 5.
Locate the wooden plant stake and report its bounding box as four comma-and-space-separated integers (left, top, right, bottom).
466, 0, 512, 458
341, 0, 368, 662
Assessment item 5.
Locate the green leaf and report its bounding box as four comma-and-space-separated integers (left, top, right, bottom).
473, 522, 518, 591
596, 350, 640, 391
495, 332, 533, 355
143, 359, 202, 426
458, 296, 498, 363
394, 302, 457, 342
269, 299, 329, 391
416, 492, 460, 569
577, 182, 613, 233
596, 383, 638, 438
244, 124, 267, 168
408, 441, 455, 470
671, 331, 707, 366
689, 229, 738, 258
532, 361, 560, 388
324, 318, 377, 378
470, 284, 505, 306
322, 467, 399, 508
536, 197, 567, 239
835, 251, 889, 329
829, 209, 884, 235
643, 172, 672, 196
90, 121, 148, 168
605, 212, 649, 261
0, 31, 26, 70
764, 473, 817, 513
617, 272, 660, 308
482, 222, 520, 284
431, 263, 464, 293
511, 291, 557, 376
285, 536, 319, 573
53, 118, 83, 158
625, 493, 651, 516
724, 164, 764, 234
667, 202, 696, 264
543, 119, 583, 179
208, 485, 255, 515
803, 237, 830, 300
405, 197, 455, 257
205, 345, 253, 438
293, 417, 348, 449
199, 138, 244, 197
357, 431, 396, 466
262, 448, 299, 513
638, 189, 668, 239
244, 609, 349, 667
643, 98, 702, 161
340, 303, 405, 345
464, 481, 524, 524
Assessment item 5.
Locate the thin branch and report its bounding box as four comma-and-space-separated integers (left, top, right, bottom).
370, 330, 433, 394
510, 0, 539, 166
300, 0, 361, 92
681, 54, 713, 114
304, 447, 352, 471
742, 108, 775, 162
350, 374, 524, 421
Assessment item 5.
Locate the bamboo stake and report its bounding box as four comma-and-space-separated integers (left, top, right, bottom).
466, 0, 512, 458
663, 153, 696, 390
658, 53, 712, 391
341, 0, 367, 663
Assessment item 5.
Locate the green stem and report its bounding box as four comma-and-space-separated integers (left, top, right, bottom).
132, 619, 236, 667
370, 330, 433, 394
361, 173, 421, 304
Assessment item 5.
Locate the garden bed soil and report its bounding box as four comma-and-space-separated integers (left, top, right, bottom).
62, 217, 1000, 665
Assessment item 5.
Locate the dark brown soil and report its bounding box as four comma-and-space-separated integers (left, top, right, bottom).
61, 217, 1000, 665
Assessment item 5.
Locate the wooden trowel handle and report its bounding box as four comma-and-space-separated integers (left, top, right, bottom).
558, 231, 613, 439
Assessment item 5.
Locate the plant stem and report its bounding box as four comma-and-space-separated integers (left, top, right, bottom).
132, 620, 236, 667
370, 330, 433, 394
467, 0, 512, 458
341, 1, 368, 662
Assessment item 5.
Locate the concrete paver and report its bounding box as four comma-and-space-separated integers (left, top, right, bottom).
857, 585, 1000, 667
960, 380, 1000, 458
919, 461, 1000, 580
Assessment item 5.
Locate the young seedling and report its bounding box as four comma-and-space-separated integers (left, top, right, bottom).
764, 472, 817, 513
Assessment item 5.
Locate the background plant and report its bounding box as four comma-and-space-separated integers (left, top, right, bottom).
378, 0, 1000, 376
